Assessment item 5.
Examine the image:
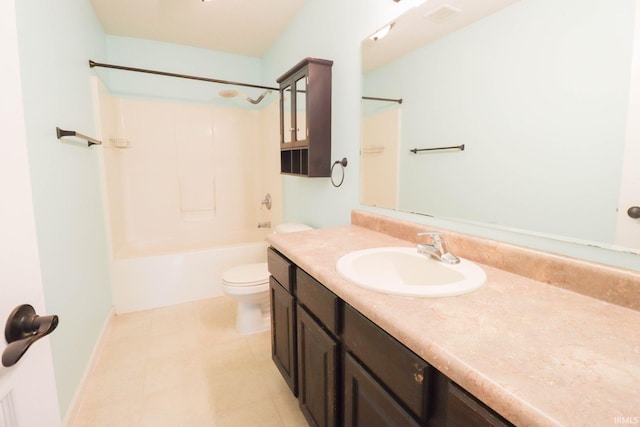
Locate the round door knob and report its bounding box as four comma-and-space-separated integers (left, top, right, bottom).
628, 206, 640, 219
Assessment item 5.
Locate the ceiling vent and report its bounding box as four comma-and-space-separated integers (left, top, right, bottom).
423, 4, 462, 23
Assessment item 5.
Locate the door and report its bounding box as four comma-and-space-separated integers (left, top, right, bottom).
615, 0, 640, 248
0, 0, 62, 425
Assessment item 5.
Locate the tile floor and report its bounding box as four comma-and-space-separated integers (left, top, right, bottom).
71, 296, 308, 427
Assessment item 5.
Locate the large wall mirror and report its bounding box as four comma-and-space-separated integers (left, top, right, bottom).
361, 0, 640, 253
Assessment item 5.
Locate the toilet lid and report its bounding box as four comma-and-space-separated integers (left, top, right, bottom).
222, 263, 269, 287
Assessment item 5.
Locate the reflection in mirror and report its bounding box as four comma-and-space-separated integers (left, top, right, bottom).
295, 76, 307, 142
282, 83, 292, 145
361, 106, 400, 209
361, 0, 640, 252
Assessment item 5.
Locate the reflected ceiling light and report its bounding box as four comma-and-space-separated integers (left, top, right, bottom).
369, 22, 395, 41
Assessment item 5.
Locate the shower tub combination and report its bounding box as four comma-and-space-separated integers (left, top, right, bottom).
94, 76, 282, 314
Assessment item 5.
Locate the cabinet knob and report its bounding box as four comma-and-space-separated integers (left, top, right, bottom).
628, 206, 640, 219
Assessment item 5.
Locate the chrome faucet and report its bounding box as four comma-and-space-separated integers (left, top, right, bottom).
416, 231, 460, 264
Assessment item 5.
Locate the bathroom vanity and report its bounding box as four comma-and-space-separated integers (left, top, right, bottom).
269, 246, 511, 427
267, 211, 640, 427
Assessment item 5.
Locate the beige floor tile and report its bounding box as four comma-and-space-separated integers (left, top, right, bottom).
255, 358, 296, 396
71, 296, 306, 427
207, 365, 274, 413
246, 330, 272, 362
138, 383, 216, 427
80, 362, 145, 408
74, 395, 142, 427
215, 398, 284, 427
143, 352, 203, 396
200, 335, 251, 360
273, 394, 309, 427
93, 337, 150, 374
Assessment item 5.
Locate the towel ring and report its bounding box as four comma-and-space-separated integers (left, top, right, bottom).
331, 158, 348, 188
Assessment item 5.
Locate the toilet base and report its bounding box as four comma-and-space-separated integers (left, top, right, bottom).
235, 300, 270, 335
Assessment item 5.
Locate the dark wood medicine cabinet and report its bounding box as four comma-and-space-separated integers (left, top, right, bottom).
277, 58, 333, 177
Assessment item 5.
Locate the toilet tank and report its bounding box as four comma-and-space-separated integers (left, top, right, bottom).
274, 223, 313, 234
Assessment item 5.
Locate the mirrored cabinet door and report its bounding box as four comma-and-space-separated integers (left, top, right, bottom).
295, 75, 307, 143
281, 83, 293, 147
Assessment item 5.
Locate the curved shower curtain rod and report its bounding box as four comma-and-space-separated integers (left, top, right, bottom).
89, 60, 278, 91
89, 60, 403, 104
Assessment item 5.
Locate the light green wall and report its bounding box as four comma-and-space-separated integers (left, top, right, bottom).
261, 0, 420, 228
104, 36, 265, 107
264, 0, 640, 271
14, 0, 112, 417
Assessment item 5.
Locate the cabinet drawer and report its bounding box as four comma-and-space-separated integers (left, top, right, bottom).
296, 269, 340, 336
446, 382, 512, 427
344, 304, 431, 421
268, 247, 294, 292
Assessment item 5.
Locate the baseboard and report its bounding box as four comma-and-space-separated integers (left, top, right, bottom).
62, 306, 115, 427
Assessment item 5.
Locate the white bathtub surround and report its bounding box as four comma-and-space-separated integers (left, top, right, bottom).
93, 79, 283, 313
98, 95, 274, 249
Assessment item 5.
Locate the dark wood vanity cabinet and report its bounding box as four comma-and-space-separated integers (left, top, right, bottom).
296, 269, 341, 427
267, 247, 514, 427
297, 306, 339, 427
343, 304, 430, 425
277, 58, 332, 177
344, 352, 422, 427
446, 383, 511, 427
268, 249, 297, 395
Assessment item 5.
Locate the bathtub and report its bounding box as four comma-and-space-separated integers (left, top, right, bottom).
111, 240, 269, 314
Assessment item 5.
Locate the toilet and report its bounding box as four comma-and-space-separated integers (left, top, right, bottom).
222, 223, 313, 334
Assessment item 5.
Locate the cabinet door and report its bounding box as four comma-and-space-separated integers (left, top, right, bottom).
344, 304, 430, 420
344, 353, 422, 427
281, 81, 293, 146
294, 73, 307, 144
280, 69, 308, 149
446, 383, 512, 427
270, 277, 297, 395
297, 305, 338, 427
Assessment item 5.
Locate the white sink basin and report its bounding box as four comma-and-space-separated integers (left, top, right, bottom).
336, 247, 486, 297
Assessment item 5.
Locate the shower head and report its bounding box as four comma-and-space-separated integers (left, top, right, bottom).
218, 89, 239, 98
217, 89, 272, 104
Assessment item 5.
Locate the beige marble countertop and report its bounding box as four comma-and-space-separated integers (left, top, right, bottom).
267, 225, 640, 427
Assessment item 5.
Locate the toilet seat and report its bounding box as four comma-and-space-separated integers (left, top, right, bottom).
222, 262, 269, 288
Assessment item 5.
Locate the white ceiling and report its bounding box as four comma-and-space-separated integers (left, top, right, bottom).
90, 0, 308, 58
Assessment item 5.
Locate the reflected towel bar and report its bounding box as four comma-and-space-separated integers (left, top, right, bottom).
410, 144, 464, 154
56, 127, 102, 147
362, 96, 403, 104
